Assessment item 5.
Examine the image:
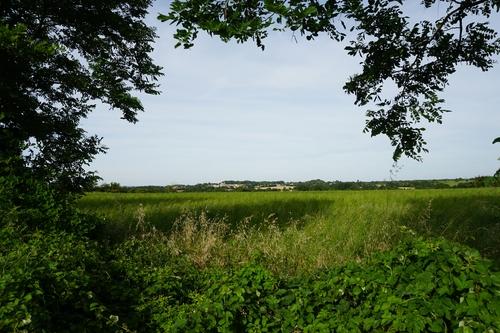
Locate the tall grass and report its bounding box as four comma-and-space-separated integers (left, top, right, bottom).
79, 188, 500, 274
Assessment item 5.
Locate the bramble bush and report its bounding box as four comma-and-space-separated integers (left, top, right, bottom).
142, 237, 500, 332
0, 175, 114, 332
0, 226, 108, 331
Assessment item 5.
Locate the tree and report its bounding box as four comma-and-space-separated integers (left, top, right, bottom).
494, 136, 500, 176
161, 0, 500, 160
0, 0, 162, 195
1, 5, 162, 328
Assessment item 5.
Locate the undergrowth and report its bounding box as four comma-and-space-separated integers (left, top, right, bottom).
114, 228, 500, 332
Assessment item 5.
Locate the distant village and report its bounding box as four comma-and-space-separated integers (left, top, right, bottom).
167, 181, 296, 192
198, 182, 294, 191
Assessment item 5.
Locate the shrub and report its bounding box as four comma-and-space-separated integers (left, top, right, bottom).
150, 237, 500, 332
0, 175, 110, 332
0, 226, 110, 332
109, 234, 202, 331
0, 175, 103, 236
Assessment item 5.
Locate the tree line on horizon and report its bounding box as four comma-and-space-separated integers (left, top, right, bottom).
93, 176, 499, 193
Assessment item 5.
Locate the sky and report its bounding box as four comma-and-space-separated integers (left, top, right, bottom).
82, 1, 500, 186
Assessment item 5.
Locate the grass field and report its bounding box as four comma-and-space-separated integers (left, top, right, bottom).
80, 187, 500, 275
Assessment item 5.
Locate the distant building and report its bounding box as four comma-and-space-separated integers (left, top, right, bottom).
255, 184, 295, 191
208, 182, 243, 190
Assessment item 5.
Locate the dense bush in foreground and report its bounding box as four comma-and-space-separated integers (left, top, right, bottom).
0, 177, 112, 332
136, 237, 499, 332
1, 226, 499, 332
0, 226, 109, 331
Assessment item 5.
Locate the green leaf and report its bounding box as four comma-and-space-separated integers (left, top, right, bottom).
303, 6, 318, 16
428, 319, 444, 332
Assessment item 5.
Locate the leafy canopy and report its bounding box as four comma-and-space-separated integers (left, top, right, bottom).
0, 0, 162, 194
161, 0, 500, 160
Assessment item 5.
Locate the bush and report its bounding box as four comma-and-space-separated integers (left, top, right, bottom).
0, 226, 111, 332
0, 175, 111, 332
149, 237, 500, 332
0, 175, 103, 236
108, 235, 202, 331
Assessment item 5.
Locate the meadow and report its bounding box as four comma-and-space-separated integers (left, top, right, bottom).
80, 187, 500, 275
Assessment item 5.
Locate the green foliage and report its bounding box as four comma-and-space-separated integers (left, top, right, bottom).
162, 0, 500, 160
2, 2, 498, 330
1, 174, 103, 236
0, 175, 112, 331
0, 8, 163, 329
0, 0, 162, 195
0, 226, 110, 332
137, 237, 500, 332
109, 236, 203, 331
494, 136, 500, 176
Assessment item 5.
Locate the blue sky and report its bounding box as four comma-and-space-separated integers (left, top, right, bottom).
82, 1, 500, 185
